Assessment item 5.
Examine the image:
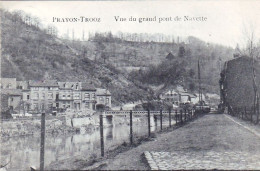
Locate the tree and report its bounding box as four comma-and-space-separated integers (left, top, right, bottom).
240, 23, 260, 123
178, 46, 185, 57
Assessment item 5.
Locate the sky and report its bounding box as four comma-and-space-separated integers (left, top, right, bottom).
1, 0, 260, 48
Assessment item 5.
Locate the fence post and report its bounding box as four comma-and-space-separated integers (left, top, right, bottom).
175, 109, 178, 125
251, 107, 253, 123
154, 115, 158, 127
160, 109, 163, 130
184, 109, 187, 122
148, 110, 151, 137
169, 109, 171, 128
40, 113, 45, 171
100, 114, 104, 157
244, 107, 247, 121
180, 110, 183, 124
130, 110, 133, 144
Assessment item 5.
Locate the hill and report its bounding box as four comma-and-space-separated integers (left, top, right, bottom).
1, 9, 234, 105
0, 9, 150, 106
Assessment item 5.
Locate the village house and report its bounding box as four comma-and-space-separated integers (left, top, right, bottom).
1, 78, 112, 114
81, 83, 97, 111
57, 82, 83, 111
28, 80, 59, 113
96, 88, 112, 109
160, 86, 198, 106
1, 78, 17, 89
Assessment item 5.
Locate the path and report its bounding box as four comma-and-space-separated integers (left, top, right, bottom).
96, 114, 260, 170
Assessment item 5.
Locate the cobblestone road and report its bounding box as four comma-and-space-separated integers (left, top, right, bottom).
101, 114, 260, 170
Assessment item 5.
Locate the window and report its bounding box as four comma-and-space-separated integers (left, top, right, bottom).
76, 85, 78, 90
48, 103, 53, 109
67, 94, 71, 98
7, 83, 11, 88
48, 93, 53, 99
74, 93, 80, 99
11, 97, 14, 102
85, 93, 90, 100
33, 103, 38, 110
85, 102, 89, 108
92, 93, 95, 99
42, 93, 45, 99
63, 94, 66, 98
106, 98, 110, 104
33, 93, 39, 99
27, 95, 30, 100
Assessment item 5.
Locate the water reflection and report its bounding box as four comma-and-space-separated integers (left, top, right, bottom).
0, 117, 173, 170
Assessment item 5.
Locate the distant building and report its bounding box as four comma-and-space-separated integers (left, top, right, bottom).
81, 82, 97, 111
1, 78, 17, 89
96, 88, 112, 108
28, 80, 59, 112
160, 87, 197, 106
17, 81, 29, 90
57, 82, 82, 111
2, 89, 22, 113
1, 78, 112, 114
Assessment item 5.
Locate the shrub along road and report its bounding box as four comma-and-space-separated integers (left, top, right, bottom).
88, 114, 260, 170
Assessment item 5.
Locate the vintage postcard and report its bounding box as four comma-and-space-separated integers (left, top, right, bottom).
1, 0, 260, 170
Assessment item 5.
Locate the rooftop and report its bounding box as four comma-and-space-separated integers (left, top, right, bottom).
96, 88, 111, 95
82, 82, 96, 91
29, 80, 59, 87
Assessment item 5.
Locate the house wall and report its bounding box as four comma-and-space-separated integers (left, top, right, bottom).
8, 95, 22, 112
96, 95, 112, 108
1, 78, 17, 89
29, 86, 59, 112
81, 90, 96, 110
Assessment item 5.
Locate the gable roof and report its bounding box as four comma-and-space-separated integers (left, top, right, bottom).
166, 52, 175, 60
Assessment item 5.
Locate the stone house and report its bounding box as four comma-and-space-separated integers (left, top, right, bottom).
96, 88, 112, 108
28, 80, 59, 113
81, 83, 97, 111
1, 78, 17, 89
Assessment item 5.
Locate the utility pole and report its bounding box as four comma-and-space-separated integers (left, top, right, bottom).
198, 59, 201, 104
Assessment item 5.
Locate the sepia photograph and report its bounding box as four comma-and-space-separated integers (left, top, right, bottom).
0, 0, 260, 170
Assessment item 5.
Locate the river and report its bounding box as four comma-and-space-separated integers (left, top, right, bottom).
0, 116, 174, 170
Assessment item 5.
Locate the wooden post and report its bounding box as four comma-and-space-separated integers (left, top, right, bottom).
130, 110, 133, 144
160, 109, 163, 130
180, 110, 183, 124
244, 107, 247, 121
154, 115, 158, 129
251, 107, 253, 123
148, 110, 151, 137
184, 109, 187, 122
40, 113, 45, 171
175, 109, 178, 124
100, 114, 104, 157
169, 109, 171, 128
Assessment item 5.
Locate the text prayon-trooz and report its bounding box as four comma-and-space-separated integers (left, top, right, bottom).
52, 17, 101, 22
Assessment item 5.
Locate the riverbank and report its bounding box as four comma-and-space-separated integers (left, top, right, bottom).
45, 116, 192, 170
